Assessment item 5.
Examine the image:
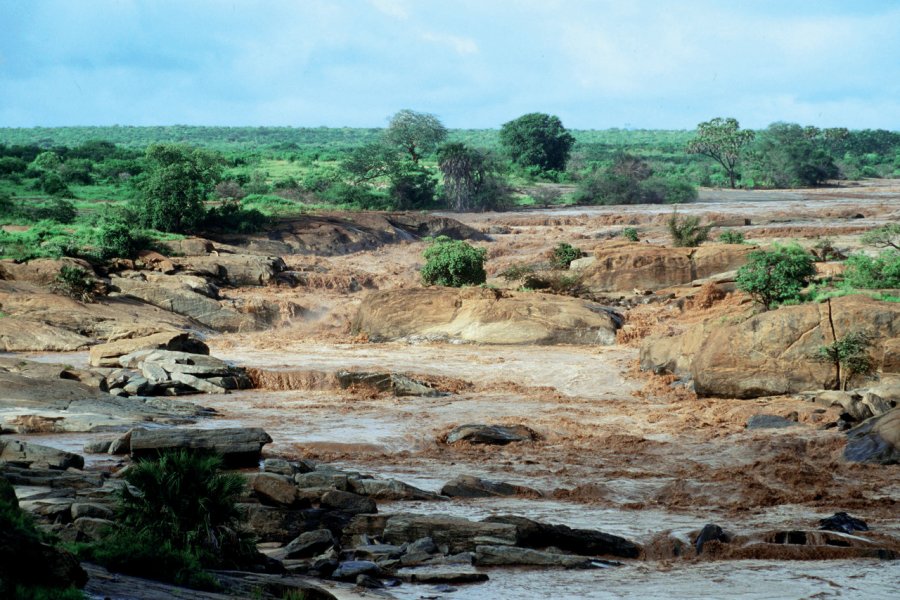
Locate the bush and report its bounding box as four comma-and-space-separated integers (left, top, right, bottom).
736, 244, 817, 310
200, 199, 268, 233
668, 211, 712, 247
31, 198, 77, 224
389, 164, 437, 210
843, 251, 900, 289
53, 265, 100, 302
622, 227, 639, 242
94, 215, 146, 260
718, 230, 746, 244
421, 236, 487, 287
552, 242, 583, 268
815, 331, 875, 390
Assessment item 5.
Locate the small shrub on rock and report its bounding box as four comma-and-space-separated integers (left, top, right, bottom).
843, 251, 900, 289
552, 242, 583, 268
421, 236, 487, 287
735, 244, 816, 310
622, 227, 639, 242
815, 331, 875, 390
718, 230, 745, 244
53, 265, 101, 302
668, 210, 712, 247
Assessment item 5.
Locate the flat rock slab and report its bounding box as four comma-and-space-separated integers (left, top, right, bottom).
383, 514, 518, 553
396, 566, 489, 584
89, 331, 209, 367
0, 439, 84, 470
441, 475, 541, 498
130, 427, 272, 466
446, 424, 538, 445
475, 545, 605, 568
746, 414, 800, 429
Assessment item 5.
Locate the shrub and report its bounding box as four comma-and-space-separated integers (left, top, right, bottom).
552, 242, 583, 268
812, 237, 839, 261
861, 223, 900, 250
735, 244, 817, 310
622, 227, 639, 242
53, 265, 100, 302
815, 331, 875, 390
94, 215, 146, 260
31, 198, 77, 223
389, 164, 437, 210
718, 230, 745, 244
843, 251, 900, 289
668, 211, 712, 247
421, 236, 487, 287
201, 199, 268, 233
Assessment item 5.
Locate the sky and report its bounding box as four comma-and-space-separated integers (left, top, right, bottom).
2, 0, 899, 130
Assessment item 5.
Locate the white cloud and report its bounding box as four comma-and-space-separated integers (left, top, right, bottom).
420, 31, 479, 56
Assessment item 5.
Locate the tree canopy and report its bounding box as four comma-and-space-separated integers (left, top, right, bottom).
499, 113, 575, 173
384, 109, 447, 164
686, 117, 754, 188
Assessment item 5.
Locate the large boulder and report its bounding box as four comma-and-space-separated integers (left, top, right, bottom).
0, 318, 92, 351
641, 296, 900, 398
129, 427, 272, 466
578, 242, 755, 293
173, 254, 286, 286
484, 515, 641, 558
382, 514, 518, 553
89, 331, 209, 367
110, 273, 278, 332
353, 287, 621, 345
844, 408, 900, 465
0, 257, 95, 286
0, 440, 84, 470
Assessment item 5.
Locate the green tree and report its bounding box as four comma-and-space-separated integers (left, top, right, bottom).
499, 113, 575, 173
421, 236, 487, 287
861, 224, 900, 251
133, 144, 222, 233
816, 331, 875, 391
342, 142, 399, 184
687, 117, 755, 188
438, 143, 484, 211
388, 162, 437, 210
735, 244, 816, 310
747, 123, 838, 187
385, 109, 447, 164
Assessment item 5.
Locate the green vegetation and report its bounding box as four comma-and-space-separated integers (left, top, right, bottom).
736, 244, 817, 310
718, 230, 746, 244
843, 251, 900, 289
437, 143, 512, 211
552, 242, 583, 268
421, 236, 487, 287
816, 331, 875, 390
861, 224, 900, 250
574, 153, 697, 205
622, 227, 640, 242
687, 117, 755, 188
499, 113, 575, 175
69, 450, 252, 590
53, 265, 101, 302
667, 210, 712, 248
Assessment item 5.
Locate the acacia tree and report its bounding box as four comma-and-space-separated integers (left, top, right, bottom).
499, 113, 575, 173
385, 109, 447, 164
687, 117, 755, 188
438, 143, 484, 211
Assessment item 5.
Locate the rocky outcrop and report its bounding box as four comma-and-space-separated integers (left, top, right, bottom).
89, 331, 209, 367
441, 475, 542, 498
129, 427, 273, 466
353, 287, 622, 345
445, 424, 538, 445
209, 212, 486, 257
578, 242, 755, 293
109, 349, 252, 395
641, 296, 900, 398
172, 254, 286, 286
0, 358, 209, 432
0, 440, 84, 470
483, 515, 642, 558
0, 257, 96, 286
844, 408, 900, 465
382, 514, 518, 553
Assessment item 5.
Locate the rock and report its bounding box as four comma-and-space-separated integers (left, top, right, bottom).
396, 566, 489, 584
446, 424, 537, 445
110, 273, 275, 332
83, 439, 113, 454
335, 371, 442, 397
861, 392, 896, 419
348, 478, 442, 501
383, 514, 518, 553
73, 516, 115, 541
694, 523, 731, 554
745, 414, 799, 429
264, 458, 308, 477
135, 249, 176, 274
353, 287, 622, 345
122, 375, 150, 395
320, 490, 377, 515
71, 502, 114, 520
441, 475, 541, 498
173, 254, 286, 286
331, 560, 381, 581
484, 515, 641, 558
568, 256, 597, 271
160, 237, 214, 256
355, 574, 384, 589
107, 430, 133, 455
578, 242, 754, 293
819, 512, 869, 534
249, 473, 302, 507
0, 318, 92, 351
141, 361, 170, 383
0, 257, 95, 286
475, 545, 599, 568
244, 505, 330, 544
641, 296, 900, 398
0, 440, 84, 470
844, 408, 900, 465
296, 471, 350, 491
89, 331, 209, 368
169, 371, 228, 394
276, 529, 337, 560
129, 427, 272, 466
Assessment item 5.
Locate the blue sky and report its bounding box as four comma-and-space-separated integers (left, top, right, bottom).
2, 0, 899, 130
